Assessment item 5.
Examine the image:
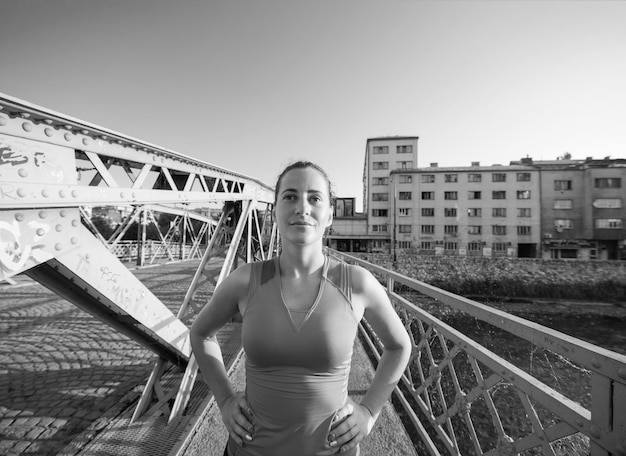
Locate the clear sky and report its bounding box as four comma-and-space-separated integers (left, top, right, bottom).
1, 0, 625, 210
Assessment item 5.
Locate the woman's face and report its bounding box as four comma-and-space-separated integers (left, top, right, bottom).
274, 167, 333, 247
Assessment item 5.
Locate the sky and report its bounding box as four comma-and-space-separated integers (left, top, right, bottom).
1, 0, 625, 210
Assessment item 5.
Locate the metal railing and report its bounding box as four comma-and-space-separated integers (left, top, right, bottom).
328, 250, 626, 456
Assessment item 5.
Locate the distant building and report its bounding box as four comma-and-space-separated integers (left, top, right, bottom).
328, 137, 625, 260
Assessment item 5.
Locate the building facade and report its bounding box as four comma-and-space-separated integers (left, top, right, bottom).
328, 137, 625, 260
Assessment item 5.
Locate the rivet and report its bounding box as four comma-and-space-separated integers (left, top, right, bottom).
575, 418, 584, 428
591, 358, 602, 369
70, 237, 77, 244
617, 367, 626, 380
14, 213, 24, 221
22, 122, 32, 132
17, 188, 27, 198
59, 190, 67, 198
82, 138, 90, 146
18, 168, 28, 178
64, 133, 72, 141
41, 189, 50, 197
38, 210, 47, 219
55, 224, 63, 232
60, 209, 67, 217
71, 190, 78, 198
55, 243, 62, 251
44, 128, 54, 137
71, 219, 79, 227
36, 228, 45, 236
120, 192, 126, 198
85, 253, 90, 260
0, 116, 7, 126
132, 192, 136, 199
589, 425, 601, 439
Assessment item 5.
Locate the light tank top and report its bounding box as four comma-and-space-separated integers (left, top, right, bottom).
228, 256, 360, 456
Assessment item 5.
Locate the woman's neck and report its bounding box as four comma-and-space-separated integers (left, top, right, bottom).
278, 245, 325, 278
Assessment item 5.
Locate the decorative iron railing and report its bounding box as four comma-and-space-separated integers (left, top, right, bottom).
328, 250, 626, 456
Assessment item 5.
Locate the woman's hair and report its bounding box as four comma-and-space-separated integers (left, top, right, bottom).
274, 161, 334, 206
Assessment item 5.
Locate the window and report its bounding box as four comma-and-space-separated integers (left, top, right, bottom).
398, 191, 412, 200
493, 208, 507, 217
492, 191, 506, 199
396, 145, 413, 154
445, 174, 458, 183
595, 219, 623, 229
493, 242, 507, 252
517, 172, 531, 182
372, 209, 388, 217
595, 178, 622, 189
398, 225, 412, 233
421, 208, 435, 216
421, 241, 434, 250
421, 174, 435, 183
398, 208, 411, 216
422, 191, 434, 200
468, 225, 482, 234
554, 180, 572, 191
444, 242, 457, 250
468, 173, 482, 183
421, 225, 435, 234
517, 190, 531, 199
398, 175, 412, 184
467, 208, 482, 217
372, 224, 388, 232
397, 161, 413, 169
444, 208, 457, 217
554, 200, 573, 209
444, 191, 458, 200
373, 161, 389, 170
468, 242, 482, 251
492, 173, 507, 182
468, 191, 481, 200
518, 226, 532, 235
444, 225, 458, 235
372, 193, 388, 201
517, 208, 531, 217
492, 225, 507, 235
554, 219, 573, 230
373, 146, 388, 154
398, 241, 412, 249
593, 198, 622, 209
373, 177, 388, 185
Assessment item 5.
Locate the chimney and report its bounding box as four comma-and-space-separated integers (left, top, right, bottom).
430, 162, 438, 168
471, 161, 480, 167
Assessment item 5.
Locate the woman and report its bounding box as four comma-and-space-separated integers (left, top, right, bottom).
190, 161, 411, 455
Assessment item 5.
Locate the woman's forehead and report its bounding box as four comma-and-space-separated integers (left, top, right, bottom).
280, 167, 328, 191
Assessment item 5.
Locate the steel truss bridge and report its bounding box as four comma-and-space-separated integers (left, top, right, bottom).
1, 93, 624, 456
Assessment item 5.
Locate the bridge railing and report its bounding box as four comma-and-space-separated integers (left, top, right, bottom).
327, 250, 626, 456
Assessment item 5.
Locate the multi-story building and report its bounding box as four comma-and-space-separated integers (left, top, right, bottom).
328, 137, 625, 260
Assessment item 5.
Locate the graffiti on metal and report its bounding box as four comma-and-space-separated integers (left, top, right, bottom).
0, 208, 81, 280
0, 134, 75, 185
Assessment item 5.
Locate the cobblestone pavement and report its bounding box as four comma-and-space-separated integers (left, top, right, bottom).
0, 260, 206, 456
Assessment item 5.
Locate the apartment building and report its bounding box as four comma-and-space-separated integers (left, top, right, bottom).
389, 162, 541, 258
512, 157, 626, 259
328, 137, 625, 260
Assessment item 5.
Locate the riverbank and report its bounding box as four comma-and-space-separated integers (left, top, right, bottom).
352, 253, 626, 302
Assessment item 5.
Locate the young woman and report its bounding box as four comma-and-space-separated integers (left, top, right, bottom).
190, 161, 411, 455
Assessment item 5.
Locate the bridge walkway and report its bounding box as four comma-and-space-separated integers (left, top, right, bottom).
0, 259, 417, 456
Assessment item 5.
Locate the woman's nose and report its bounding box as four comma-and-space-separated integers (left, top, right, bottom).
295, 200, 311, 215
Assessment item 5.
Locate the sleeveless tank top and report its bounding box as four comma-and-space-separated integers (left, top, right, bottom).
228, 255, 360, 456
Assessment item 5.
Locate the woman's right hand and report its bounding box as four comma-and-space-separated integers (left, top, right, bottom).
219, 392, 255, 446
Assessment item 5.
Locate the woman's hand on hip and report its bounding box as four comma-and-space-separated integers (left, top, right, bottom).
219, 392, 254, 447
327, 400, 376, 453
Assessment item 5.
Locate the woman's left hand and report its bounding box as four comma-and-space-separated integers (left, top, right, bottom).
327, 399, 376, 453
